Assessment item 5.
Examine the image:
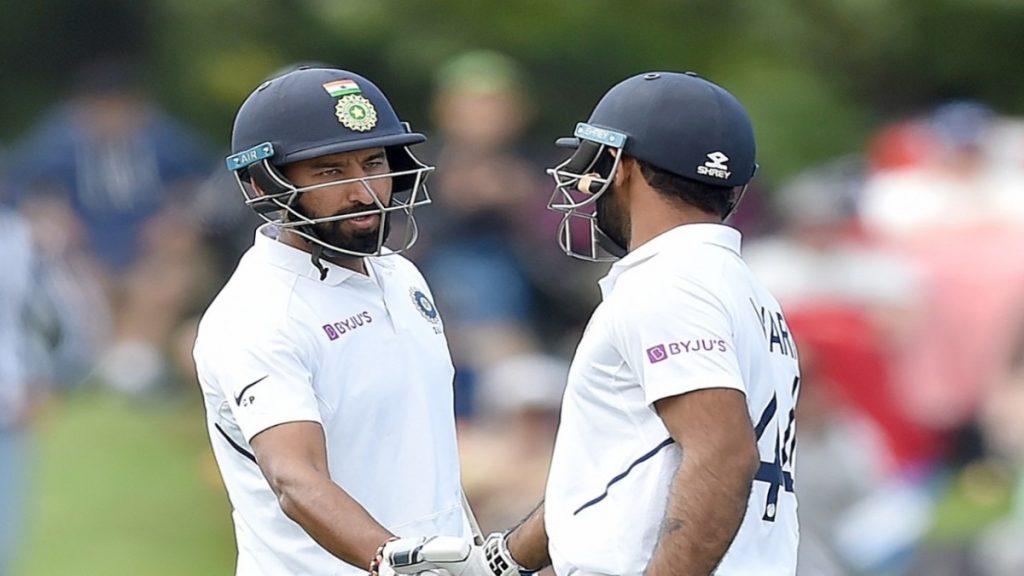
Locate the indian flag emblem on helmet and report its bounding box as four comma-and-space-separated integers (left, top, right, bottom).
322, 79, 361, 97
335, 94, 378, 132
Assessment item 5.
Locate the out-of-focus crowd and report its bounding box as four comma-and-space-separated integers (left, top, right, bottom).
745, 100, 1024, 576
3, 52, 1024, 576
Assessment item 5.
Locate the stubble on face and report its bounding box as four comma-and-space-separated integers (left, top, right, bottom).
301, 199, 392, 254
595, 179, 630, 252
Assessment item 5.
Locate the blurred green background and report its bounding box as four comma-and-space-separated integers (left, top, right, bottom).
3, 0, 1024, 187
3, 0, 1024, 574
16, 390, 235, 574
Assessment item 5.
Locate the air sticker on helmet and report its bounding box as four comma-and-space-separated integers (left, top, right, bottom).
335, 94, 378, 132
574, 123, 627, 148
225, 142, 275, 171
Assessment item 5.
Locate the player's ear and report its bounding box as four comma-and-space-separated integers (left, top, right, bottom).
612, 150, 634, 188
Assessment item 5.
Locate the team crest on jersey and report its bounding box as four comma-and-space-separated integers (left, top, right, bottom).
410, 288, 440, 324
335, 94, 378, 131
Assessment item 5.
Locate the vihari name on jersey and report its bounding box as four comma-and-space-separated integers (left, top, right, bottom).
751, 298, 796, 359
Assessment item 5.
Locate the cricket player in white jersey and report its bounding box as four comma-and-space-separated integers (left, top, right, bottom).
485, 72, 802, 576
194, 66, 490, 576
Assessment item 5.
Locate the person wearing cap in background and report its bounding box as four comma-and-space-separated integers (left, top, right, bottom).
413, 50, 555, 420
193, 65, 478, 576
483, 71, 802, 576
8, 55, 214, 395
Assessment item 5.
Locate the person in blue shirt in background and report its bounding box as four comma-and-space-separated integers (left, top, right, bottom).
9, 55, 216, 395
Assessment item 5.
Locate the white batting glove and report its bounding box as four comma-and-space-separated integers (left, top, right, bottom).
374, 537, 451, 576
380, 533, 530, 576
476, 532, 533, 576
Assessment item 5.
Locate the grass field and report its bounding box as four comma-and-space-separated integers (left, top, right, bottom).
15, 387, 236, 576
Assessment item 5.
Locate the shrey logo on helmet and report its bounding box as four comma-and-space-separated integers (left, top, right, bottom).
224, 66, 435, 269
697, 151, 731, 179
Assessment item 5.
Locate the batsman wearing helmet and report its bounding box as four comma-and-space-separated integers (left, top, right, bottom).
193, 66, 478, 576
489, 72, 802, 576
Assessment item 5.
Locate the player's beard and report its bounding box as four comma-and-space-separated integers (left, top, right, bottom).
290, 200, 393, 255
594, 181, 630, 255
313, 206, 392, 255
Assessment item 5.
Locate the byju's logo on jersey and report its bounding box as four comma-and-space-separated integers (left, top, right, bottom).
696, 151, 731, 180
322, 311, 373, 341
647, 344, 669, 363
410, 288, 440, 324
646, 339, 727, 363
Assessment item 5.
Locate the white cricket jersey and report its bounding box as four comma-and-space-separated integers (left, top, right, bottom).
545, 224, 800, 576
194, 225, 468, 576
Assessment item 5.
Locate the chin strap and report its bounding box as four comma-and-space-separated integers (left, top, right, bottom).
309, 243, 329, 281
724, 183, 750, 221
293, 222, 330, 281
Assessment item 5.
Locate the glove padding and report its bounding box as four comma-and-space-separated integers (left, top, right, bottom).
382, 533, 527, 576
381, 536, 466, 575
477, 532, 529, 576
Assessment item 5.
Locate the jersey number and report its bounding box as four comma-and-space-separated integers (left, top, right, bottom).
753, 375, 799, 522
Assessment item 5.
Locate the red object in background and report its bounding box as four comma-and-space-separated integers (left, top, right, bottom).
786, 304, 946, 470
866, 121, 937, 173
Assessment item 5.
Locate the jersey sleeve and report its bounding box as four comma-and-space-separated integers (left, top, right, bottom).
610, 272, 745, 406
212, 322, 323, 442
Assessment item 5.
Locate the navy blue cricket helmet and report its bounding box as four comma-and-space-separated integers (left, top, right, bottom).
547, 71, 757, 260
225, 66, 434, 260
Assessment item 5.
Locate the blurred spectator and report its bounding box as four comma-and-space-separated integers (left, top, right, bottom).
794, 336, 937, 573
793, 343, 906, 576
0, 203, 36, 576
745, 157, 940, 468
862, 102, 996, 234
8, 55, 217, 395
970, 313, 1024, 575
459, 353, 567, 531
415, 50, 596, 413
862, 102, 1024, 234
984, 118, 1024, 223
859, 103, 1024, 433
778, 103, 1024, 576
2, 150, 108, 575
745, 156, 918, 308
902, 311, 1024, 576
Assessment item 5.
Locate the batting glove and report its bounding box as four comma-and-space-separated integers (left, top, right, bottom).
477, 531, 534, 576
373, 537, 449, 576
379, 533, 531, 576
